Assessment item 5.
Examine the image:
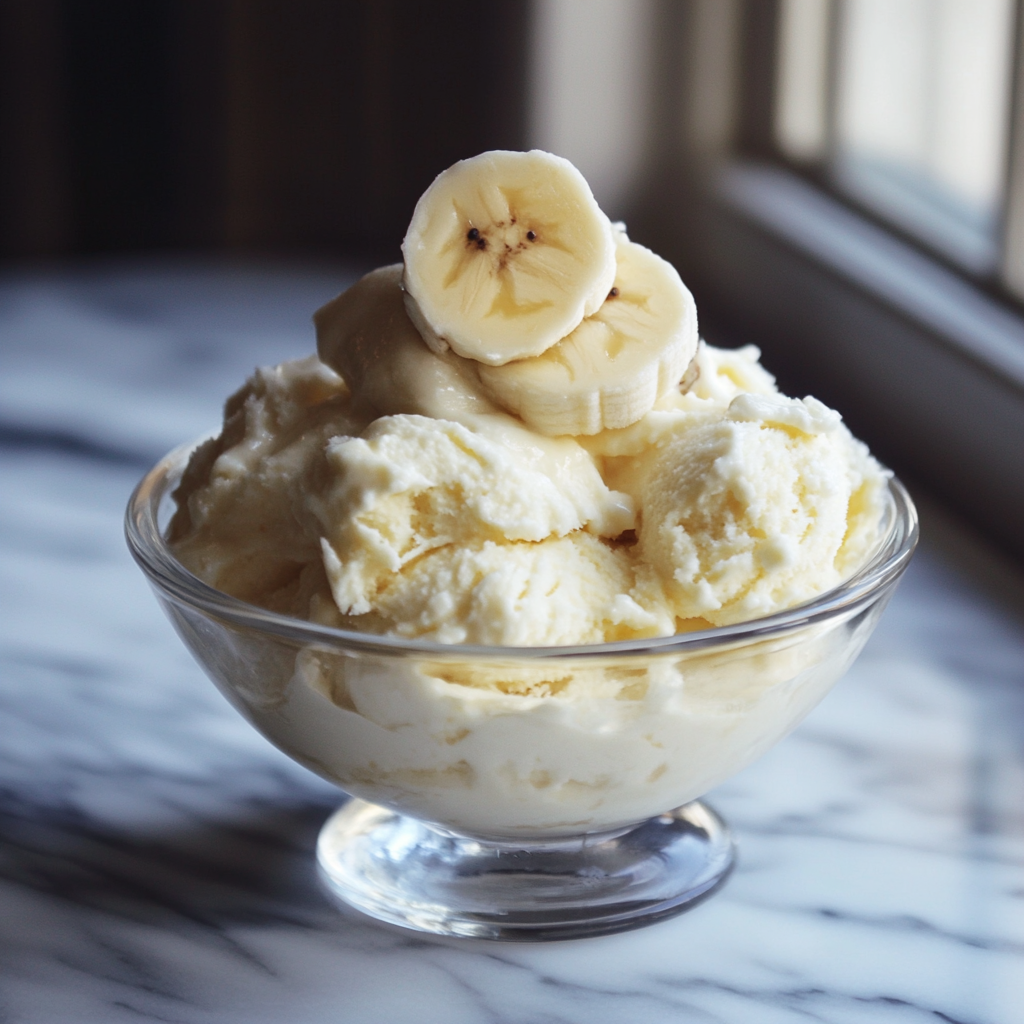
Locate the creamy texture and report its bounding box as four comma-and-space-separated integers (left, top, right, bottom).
171, 334, 886, 643
636, 393, 885, 626
311, 415, 650, 643
185, 568, 877, 837
168, 355, 371, 613
166, 254, 891, 837
247, 621, 862, 837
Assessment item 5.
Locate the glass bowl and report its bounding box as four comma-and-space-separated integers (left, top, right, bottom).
126, 439, 918, 941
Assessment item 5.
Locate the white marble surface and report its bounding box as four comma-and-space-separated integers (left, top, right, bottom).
2, 261, 1023, 1024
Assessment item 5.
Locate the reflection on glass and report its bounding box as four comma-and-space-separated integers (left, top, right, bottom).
835, 0, 1015, 272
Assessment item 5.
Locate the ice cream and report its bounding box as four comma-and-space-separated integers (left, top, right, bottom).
162, 150, 893, 837
169, 335, 885, 643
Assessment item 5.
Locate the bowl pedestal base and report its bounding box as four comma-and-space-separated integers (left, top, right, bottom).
317, 798, 735, 941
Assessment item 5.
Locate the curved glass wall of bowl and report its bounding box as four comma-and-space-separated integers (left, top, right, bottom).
126, 442, 919, 941
776, 0, 1015, 275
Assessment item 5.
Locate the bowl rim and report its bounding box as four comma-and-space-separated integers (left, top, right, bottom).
125, 436, 919, 661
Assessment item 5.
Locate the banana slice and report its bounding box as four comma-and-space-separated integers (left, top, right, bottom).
314, 265, 497, 421
401, 150, 616, 366
476, 236, 698, 436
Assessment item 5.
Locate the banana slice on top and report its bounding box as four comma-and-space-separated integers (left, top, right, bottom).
401, 150, 617, 366
476, 235, 698, 436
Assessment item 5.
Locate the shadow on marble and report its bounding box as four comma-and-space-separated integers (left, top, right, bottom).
0, 791, 345, 931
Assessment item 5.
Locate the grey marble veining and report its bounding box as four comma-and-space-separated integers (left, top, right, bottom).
1, 261, 1022, 1023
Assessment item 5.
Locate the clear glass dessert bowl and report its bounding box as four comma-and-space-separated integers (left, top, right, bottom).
126, 439, 918, 941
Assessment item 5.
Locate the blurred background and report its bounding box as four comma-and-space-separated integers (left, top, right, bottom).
2, 0, 1023, 557
0, 1, 529, 260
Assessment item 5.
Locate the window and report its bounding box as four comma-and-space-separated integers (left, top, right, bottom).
617, 0, 1024, 559
525, 1, 1023, 562
776, 0, 1020, 286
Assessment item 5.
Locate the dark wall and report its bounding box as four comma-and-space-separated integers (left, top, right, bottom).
0, 0, 530, 263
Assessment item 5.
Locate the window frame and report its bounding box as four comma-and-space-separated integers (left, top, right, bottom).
630, 0, 1024, 562
772, 0, 1024, 305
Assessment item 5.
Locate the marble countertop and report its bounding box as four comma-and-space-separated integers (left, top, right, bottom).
2, 261, 1022, 1024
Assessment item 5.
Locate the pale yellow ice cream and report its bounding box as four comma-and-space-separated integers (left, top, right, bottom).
163, 151, 894, 837
635, 392, 885, 627
170, 337, 886, 644
168, 355, 370, 613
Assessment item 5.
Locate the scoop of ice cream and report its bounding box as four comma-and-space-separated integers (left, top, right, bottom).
170, 343, 888, 643
168, 355, 371, 613
687, 343, 779, 405
637, 392, 888, 626
310, 413, 640, 632
314, 264, 500, 423
327, 533, 669, 645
